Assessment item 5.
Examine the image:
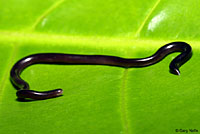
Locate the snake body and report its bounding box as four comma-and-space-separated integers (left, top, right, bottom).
10, 42, 192, 100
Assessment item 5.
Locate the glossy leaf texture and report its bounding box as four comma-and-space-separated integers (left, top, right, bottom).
0, 0, 199, 134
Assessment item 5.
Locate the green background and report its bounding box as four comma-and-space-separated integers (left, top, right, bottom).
0, 0, 199, 134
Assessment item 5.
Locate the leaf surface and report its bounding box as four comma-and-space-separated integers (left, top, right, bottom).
0, 0, 199, 134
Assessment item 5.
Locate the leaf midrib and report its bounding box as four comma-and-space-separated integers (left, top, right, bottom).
1, 30, 195, 48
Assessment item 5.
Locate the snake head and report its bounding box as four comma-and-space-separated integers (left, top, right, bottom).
169, 42, 192, 76
170, 67, 180, 75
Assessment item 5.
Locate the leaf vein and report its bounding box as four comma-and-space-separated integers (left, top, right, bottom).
0, 45, 18, 105
120, 69, 130, 134
134, 0, 161, 37
29, 0, 65, 31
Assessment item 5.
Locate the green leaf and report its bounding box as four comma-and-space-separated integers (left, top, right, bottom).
0, 0, 199, 134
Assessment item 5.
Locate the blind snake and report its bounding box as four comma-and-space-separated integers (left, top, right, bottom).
10, 42, 192, 100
